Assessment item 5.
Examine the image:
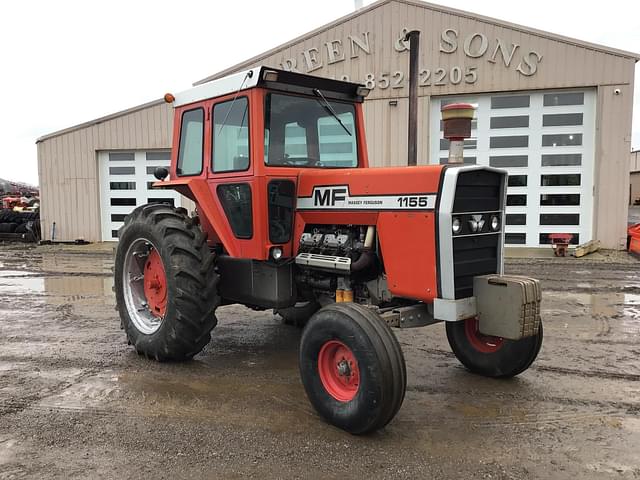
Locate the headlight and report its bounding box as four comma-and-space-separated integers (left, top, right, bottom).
490, 215, 500, 231
271, 247, 283, 260
452, 217, 461, 234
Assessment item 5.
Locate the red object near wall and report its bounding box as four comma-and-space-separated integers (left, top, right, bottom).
549, 233, 573, 257
628, 224, 640, 256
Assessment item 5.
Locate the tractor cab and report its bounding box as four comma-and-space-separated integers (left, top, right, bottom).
156, 67, 370, 262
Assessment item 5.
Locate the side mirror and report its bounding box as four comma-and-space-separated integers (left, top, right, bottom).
154, 167, 169, 181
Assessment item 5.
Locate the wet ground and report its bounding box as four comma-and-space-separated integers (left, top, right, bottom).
0, 244, 638, 479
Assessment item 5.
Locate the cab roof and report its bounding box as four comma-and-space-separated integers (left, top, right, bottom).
172, 66, 368, 107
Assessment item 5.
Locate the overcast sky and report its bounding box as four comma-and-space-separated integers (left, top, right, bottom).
2, 0, 639, 185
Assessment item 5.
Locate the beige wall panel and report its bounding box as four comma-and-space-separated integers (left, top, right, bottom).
594, 81, 634, 248
38, 102, 174, 242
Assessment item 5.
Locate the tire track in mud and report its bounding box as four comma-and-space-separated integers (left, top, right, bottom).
0, 368, 102, 418
534, 365, 640, 382
406, 384, 640, 417
0, 271, 113, 278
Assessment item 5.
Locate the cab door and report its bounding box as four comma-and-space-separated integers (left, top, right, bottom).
207, 91, 264, 258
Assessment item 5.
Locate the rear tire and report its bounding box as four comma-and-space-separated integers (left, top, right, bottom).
299, 303, 406, 434
277, 300, 320, 327
446, 317, 543, 378
114, 203, 219, 361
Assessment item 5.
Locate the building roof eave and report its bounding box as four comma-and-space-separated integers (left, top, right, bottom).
36, 98, 166, 144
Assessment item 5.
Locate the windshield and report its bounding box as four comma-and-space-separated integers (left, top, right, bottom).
264, 92, 358, 168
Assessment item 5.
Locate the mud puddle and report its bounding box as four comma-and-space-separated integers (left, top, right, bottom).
0, 276, 44, 294
545, 290, 640, 320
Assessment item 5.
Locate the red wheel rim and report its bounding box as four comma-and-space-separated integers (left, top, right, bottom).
464, 318, 504, 353
143, 249, 167, 318
317, 340, 360, 402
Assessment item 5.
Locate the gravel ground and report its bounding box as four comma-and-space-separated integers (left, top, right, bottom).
0, 244, 639, 479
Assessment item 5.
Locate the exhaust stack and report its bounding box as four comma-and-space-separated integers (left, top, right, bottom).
404, 30, 420, 167
441, 103, 475, 164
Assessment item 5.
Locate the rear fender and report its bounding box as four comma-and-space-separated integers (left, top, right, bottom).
153, 178, 241, 257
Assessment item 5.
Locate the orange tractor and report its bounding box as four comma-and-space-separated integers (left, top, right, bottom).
114, 67, 543, 434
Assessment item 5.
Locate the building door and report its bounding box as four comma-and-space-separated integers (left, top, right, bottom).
430, 89, 595, 247
98, 150, 182, 241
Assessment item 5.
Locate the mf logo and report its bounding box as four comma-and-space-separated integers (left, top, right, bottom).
313, 186, 348, 207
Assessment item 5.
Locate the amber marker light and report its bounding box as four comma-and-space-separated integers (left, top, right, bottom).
164, 93, 175, 103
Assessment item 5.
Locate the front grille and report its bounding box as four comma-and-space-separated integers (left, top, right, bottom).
453, 169, 502, 213
453, 234, 499, 298
452, 170, 502, 298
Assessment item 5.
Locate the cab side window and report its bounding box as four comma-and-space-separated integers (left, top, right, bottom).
212, 97, 250, 172
177, 108, 204, 176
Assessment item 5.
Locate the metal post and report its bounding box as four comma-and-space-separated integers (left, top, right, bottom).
405, 30, 420, 167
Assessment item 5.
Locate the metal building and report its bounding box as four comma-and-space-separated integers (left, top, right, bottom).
37, 0, 638, 248
631, 150, 640, 206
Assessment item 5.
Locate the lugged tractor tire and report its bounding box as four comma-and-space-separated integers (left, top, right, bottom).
114, 203, 219, 361
299, 303, 406, 435
445, 318, 543, 378
277, 300, 320, 328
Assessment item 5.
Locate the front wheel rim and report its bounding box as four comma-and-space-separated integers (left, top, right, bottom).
464, 318, 504, 353
122, 238, 166, 335
318, 340, 360, 402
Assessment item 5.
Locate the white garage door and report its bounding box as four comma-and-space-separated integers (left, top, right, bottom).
99, 151, 182, 241
430, 89, 595, 247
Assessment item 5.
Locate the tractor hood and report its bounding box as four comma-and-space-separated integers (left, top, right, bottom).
295, 165, 446, 212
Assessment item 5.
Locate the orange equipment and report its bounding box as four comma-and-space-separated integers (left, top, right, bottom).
113, 67, 543, 434
629, 224, 640, 256
549, 233, 573, 257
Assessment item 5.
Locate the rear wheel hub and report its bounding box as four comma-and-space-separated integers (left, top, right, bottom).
122, 239, 166, 335
143, 249, 167, 318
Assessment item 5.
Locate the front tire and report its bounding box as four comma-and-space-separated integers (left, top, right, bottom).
299, 303, 406, 434
114, 204, 219, 361
446, 317, 543, 378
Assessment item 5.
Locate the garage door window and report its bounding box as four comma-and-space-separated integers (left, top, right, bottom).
542, 133, 582, 147
491, 95, 530, 109
177, 108, 204, 176
490, 155, 528, 168
543, 92, 584, 106
508, 175, 527, 187
110, 182, 136, 190
540, 194, 580, 206
506, 214, 526, 225
541, 174, 581, 186
541, 154, 582, 167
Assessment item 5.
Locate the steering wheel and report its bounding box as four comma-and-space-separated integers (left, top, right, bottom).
270, 220, 288, 241
283, 157, 322, 167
